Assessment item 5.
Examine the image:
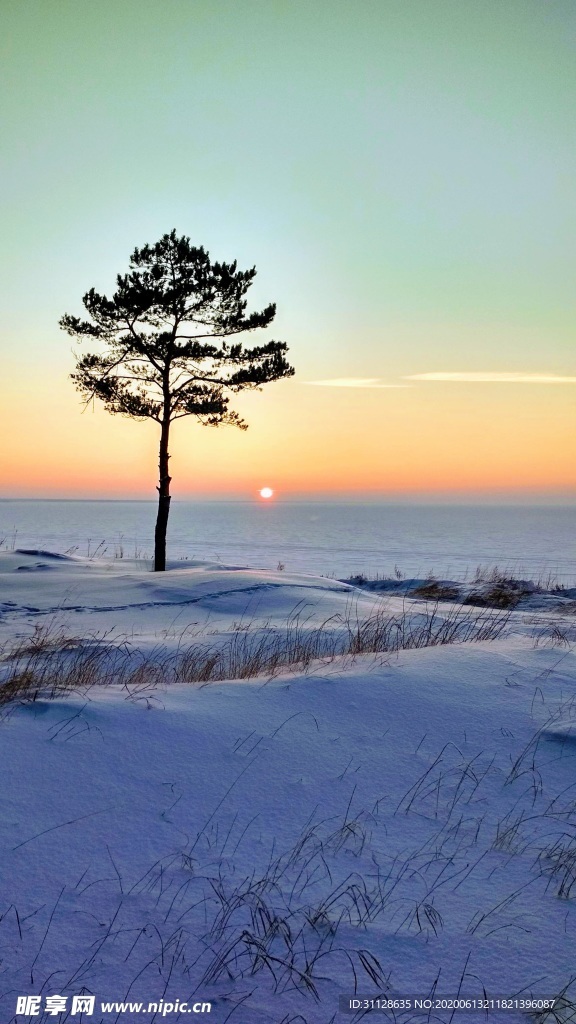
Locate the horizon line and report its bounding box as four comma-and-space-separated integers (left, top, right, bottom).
1, 495, 575, 506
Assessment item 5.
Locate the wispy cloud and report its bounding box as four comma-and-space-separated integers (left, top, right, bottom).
303, 372, 576, 388
405, 371, 576, 384
303, 378, 411, 388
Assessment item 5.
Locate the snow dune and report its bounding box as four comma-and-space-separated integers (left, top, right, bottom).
1, 552, 575, 1023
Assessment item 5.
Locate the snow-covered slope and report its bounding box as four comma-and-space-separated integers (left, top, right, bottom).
0, 550, 376, 646
1, 553, 575, 1023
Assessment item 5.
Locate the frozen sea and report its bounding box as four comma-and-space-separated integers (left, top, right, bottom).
0, 499, 574, 583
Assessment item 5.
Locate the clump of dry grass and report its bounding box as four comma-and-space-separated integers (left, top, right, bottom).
465, 565, 575, 608
347, 565, 576, 610
412, 577, 459, 602
537, 836, 576, 900
0, 601, 511, 707
530, 977, 576, 1023
0, 628, 98, 706
464, 578, 534, 609
471, 564, 569, 592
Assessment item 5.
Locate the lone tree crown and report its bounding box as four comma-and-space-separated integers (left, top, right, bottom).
60, 230, 294, 570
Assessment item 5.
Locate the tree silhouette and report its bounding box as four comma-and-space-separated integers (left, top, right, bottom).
60, 230, 294, 571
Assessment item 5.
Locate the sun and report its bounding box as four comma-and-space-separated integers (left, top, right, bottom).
259, 487, 274, 500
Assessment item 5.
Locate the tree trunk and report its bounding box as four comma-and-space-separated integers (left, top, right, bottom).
154, 418, 171, 572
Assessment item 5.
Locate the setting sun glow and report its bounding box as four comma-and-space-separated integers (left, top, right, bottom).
0, 3, 574, 506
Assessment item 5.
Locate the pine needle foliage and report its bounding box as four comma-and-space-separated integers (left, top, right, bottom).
60, 230, 294, 570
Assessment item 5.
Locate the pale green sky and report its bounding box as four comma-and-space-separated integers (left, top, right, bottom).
1, 0, 575, 499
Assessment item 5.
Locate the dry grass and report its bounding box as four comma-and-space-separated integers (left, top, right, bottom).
1, 623, 575, 1016
531, 978, 576, 1023
412, 579, 459, 602
463, 579, 534, 609
346, 565, 576, 610
0, 601, 511, 707
470, 565, 569, 593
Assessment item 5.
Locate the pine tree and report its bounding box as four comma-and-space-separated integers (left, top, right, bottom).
60, 230, 294, 570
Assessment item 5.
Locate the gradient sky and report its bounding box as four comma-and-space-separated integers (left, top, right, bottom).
1, 0, 575, 501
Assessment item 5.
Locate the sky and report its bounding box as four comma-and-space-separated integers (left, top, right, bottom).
1, 0, 575, 502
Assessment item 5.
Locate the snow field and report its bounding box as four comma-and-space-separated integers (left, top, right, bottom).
1, 552, 576, 1022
